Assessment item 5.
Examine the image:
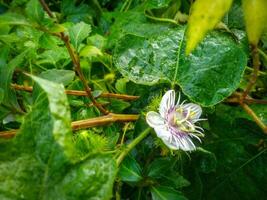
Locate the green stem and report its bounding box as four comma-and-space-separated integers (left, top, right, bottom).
124, 0, 133, 11
92, 0, 103, 14
258, 48, 267, 62
116, 127, 151, 165
144, 11, 178, 25
120, 0, 131, 12
245, 66, 266, 76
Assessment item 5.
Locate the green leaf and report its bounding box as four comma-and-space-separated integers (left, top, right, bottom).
0, 50, 26, 112
195, 148, 217, 173
23, 75, 75, 159
37, 47, 70, 66
151, 186, 187, 200
0, 76, 117, 199
224, 0, 245, 30
115, 78, 129, 94
163, 175, 190, 189
40, 69, 75, 86
39, 33, 61, 49
56, 155, 117, 200
114, 26, 247, 106
145, 0, 172, 9
242, 0, 267, 45
108, 99, 131, 113
214, 104, 267, 124
87, 34, 107, 50
188, 105, 267, 200
80, 45, 103, 57
147, 158, 172, 178
61, 0, 93, 23
0, 88, 4, 103
105, 11, 169, 48
119, 156, 143, 183
186, 0, 233, 54
68, 21, 91, 50
0, 13, 29, 26
25, 0, 44, 23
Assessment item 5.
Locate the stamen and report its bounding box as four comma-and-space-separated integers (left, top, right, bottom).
185, 120, 195, 131
176, 92, 181, 106
194, 118, 207, 122
194, 125, 204, 132
189, 134, 202, 142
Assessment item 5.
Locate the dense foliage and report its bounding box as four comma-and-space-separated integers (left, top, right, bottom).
0, 0, 266, 199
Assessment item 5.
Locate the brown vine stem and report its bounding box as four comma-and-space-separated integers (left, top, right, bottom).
242, 45, 260, 101
39, 0, 54, 18
226, 92, 267, 134
39, 0, 109, 115
0, 113, 139, 139
240, 103, 267, 134
225, 92, 267, 105
61, 35, 109, 114
11, 84, 139, 101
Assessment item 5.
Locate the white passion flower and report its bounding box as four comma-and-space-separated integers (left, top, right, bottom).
146, 90, 205, 151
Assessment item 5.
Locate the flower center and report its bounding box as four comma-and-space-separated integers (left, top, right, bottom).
167, 107, 195, 133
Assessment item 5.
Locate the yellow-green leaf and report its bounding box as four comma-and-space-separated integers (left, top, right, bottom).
49, 24, 66, 33
242, 0, 267, 45
186, 0, 233, 55
80, 45, 103, 57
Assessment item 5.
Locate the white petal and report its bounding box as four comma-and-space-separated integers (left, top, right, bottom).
159, 90, 175, 118
182, 103, 202, 121
179, 136, 196, 151
160, 134, 195, 151
161, 135, 180, 150
146, 111, 165, 128
154, 126, 171, 139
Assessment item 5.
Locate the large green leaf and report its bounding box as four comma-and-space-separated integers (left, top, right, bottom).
105, 11, 169, 48
114, 26, 247, 106
40, 69, 75, 86
0, 76, 117, 200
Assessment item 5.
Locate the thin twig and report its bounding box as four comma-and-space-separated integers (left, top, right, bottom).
38, 0, 109, 115
11, 84, 139, 101
0, 113, 139, 139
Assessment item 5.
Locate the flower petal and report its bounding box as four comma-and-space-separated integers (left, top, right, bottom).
180, 136, 196, 151
146, 111, 165, 128
164, 134, 196, 151
182, 103, 202, 122
154, 126, 171, 140
159, 90, 175, 118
